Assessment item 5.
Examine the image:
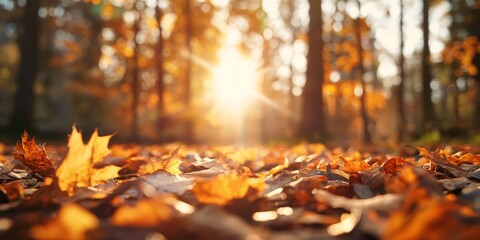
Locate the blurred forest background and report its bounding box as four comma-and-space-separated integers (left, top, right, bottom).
0, 0, 479, 145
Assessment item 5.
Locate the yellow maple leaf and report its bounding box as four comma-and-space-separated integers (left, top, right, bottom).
138, 147, 182, 175
55, 126, 121, 195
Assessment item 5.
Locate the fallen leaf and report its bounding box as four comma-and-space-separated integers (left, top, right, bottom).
141, 171, 194, 196
313, 189, 403, 212
452, 153, 480, 165
385, 189, 478, 240
416, 146, 435, 160
438, 177, 471, 191
382, 157, 404, 174
184, 163, 232, 177
19, 177, 67, 208
0, 181, 24, 201
352, 183, 375, 199
91, 165, 123, 186
138, 147, 182, 175
417, 147, 467, 177
340, 156, 371, 174
13, 131, 54, 177
466, 168, 480, 181
56, 126, 121, 195
111, 196, 173, 227
30, 203, 98, 240
193, 173, 259, 205
0, 154, 15, 173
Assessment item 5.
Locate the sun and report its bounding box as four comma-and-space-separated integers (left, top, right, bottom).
212, 48, 258, 114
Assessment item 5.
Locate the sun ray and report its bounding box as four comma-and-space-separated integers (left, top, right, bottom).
183, 47, 295, 124
181, 49, 217, 73
251, 91, 295, 119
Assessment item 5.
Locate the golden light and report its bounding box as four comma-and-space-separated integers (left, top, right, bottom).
212, 48, 258, 114
252, 211, 278, 222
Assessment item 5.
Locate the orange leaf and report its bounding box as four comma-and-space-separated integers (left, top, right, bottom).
193, 173, 257, 205
138, 147, 182, 175
0, 181, 24, 201
30, 203, 98, 240
55, 126, 121, 195
382, 157, 405, 174
111, 196, 173, 227
416, 147, 434, 160
385, 189, 478, 240
454, 153, 480, 165
340, 157, 371, 174
13, 131, 54, 177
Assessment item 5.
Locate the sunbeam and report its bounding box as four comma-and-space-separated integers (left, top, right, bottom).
184, 47, 294, 121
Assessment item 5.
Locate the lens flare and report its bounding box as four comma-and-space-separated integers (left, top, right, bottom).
213, 48, 258, 114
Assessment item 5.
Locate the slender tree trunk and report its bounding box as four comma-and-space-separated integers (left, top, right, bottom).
398, 0, 406, 142
470, 7, 480, 133
288, 56, 295, 132
183, 0, 194, 143
286, 0, 296, 134
300, 0, 325, 141
474, 81, 480, 132
155, 4, 165, 140
86, 4, 103, 72
422, 0, 434, 132
9, 0, 40, 134
131, 14, 140, 141
261, 39, 271, 142
354, 0, 371, 143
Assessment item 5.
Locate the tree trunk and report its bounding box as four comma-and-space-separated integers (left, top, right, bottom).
131, 14, 140, 142
474, 81, 480, 133
300, 0, 326, 141
470, 6, 480, 133
398, 0, 406, 142
261, 38, 271, 142
155, 4, 165, 140
422, 0, 434, 132
286, 0, 296, 134
183, 0, 194, 143
354, 0, 371, 143
9, 0, 41, 134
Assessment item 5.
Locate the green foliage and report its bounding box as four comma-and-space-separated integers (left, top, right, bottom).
415, 130, 441, 145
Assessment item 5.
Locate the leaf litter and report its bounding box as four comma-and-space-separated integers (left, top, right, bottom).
0, 127, 479, 239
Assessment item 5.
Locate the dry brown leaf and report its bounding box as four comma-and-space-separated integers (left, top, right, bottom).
382, 157, 405, 174
13, 131, 54, 177
416, 146, 435, 160
385, 189, 478, 240
340, 156, 371, 174
111, 196, 173, 227
30, 203, 98, 240
0, 181, 24, 201
138, 147, 182, 175
55, 126, 121, 195
192, 173, 264, 205
451, 153, 480, 165
21, 177, 67, 208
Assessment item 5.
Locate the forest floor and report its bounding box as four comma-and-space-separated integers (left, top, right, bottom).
0, 127, 479, 240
